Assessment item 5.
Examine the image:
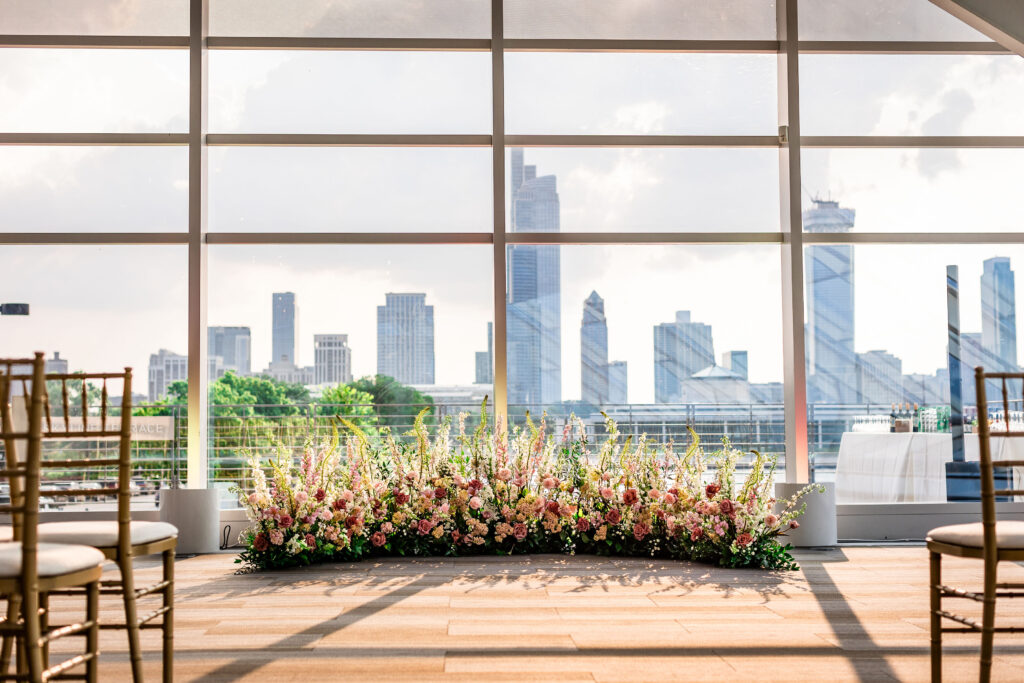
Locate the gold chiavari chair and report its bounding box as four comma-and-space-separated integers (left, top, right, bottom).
25, 369, 177, 683
0, 353, 104, 682
927, 367, 1024, 682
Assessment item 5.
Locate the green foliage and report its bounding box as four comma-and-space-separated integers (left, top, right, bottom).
349, 375, 434, 427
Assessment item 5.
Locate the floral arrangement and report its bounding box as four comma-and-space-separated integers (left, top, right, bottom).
236, 404, 819, 572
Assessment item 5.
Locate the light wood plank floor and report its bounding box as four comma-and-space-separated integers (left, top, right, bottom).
43, 547, 1024, 681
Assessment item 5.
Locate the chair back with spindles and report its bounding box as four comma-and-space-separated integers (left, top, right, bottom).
973, 368, 1024, 556
37, 369, 133, 544
0, 353, 47, 596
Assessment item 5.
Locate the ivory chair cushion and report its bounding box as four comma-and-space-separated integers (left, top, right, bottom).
0, 521, 179, 547
35, 521, 178, 548
927, 521, 1024, 549
0, 542, 105, 578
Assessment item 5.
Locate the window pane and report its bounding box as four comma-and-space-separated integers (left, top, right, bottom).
0, 245, 187, 393
505, 0, 777, 40
207, 245, 494, 500
210, 0, 489, 38
210, 147, 491, 232
800, 55, 1024, 136
506, 53, 777, 135
505, 147, 779, 232
799, 0, 988, 41
210, 50, 491, 134
803, 148, 1024, 233
0, 147, 187, 232
0, 49, 188, 133
506, 244, 783, 459
0, 0, 188, 35
805, 243, 1024, 503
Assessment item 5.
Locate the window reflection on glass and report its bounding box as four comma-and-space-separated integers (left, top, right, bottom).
0, 0, 188, 35
799, 0, 988, 41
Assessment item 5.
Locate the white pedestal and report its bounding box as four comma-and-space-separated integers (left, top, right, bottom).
774, 482, 837, 548
159, 488, 220, 554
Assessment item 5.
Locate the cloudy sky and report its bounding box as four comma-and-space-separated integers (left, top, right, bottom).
2, 0, 1024, 404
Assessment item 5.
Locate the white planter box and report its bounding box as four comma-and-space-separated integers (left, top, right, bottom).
774, 482, 837, 548
159, 488, 220, 554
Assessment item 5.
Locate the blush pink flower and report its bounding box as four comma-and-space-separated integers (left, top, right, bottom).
512, 474, 527, 488
269, 529, 284, 546
632, 523, 649, 541
496, 467, 512, 481
371, 531, 387, 547
605, 509, 622, 525
648, 489, 661, 501
542, 477, 556, 490
512, 523, 528, 541
576, 517, 590, 532
765, 514, 779, 527
304, 533, 316, 548
418, 519, 433, 535
295, 491, 308, 505
789, 520, 800, 529
469, 496, 483, 510
381, 522, 394, 534
663, 493, 677, 505
600, 487, 614, 500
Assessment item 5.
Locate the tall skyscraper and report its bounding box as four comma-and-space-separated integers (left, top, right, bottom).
804, 198, 857, 404
653, 311, 715, 403
272, 292, 297, 366
314, 334, 353, 385
208, 326, 251, 376
147, 349, 187, 402
581, 291, 609, 405
377, 293, 435, 384
45, 352, 68, 374
607, 360, 628, 405
856, 350, 902, 405
981, 257, 1017, 369
474, 322, 494, 384
507, 148, 561, 409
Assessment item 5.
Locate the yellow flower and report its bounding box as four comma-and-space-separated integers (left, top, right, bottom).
432, 525, 445, 539
392, 512, 406, 525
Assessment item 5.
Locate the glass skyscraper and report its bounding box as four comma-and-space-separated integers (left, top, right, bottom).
981, 256, 1017, 369
208, 326, 252, 376
803, 199, 857, 404
271, 292, 297, 366
581, 290, 609, 405
507, 149, 561, 409
377, 292, 435, 384
653, 311, 715, 404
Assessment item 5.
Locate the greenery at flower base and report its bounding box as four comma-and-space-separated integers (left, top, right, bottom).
236, 402, 821, 572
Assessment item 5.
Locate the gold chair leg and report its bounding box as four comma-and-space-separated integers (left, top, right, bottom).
162, 549, 174, 683
0, 595, 21, 675
980, 560, 997, 683
86, 580, 99, 683
23, 591, 43, 683
118, 555, 143, 683
930, 551, 942, 683
38, 593, 48, 671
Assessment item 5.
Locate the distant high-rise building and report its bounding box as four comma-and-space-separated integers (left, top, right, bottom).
856, 350, 903, 405
804, 198, 857, 404
272, 292, 297, 366
581, 291, 609, 405
377, 293, 435, 384
721, 350, 748, 381
474, 322, 494, 384
147, 349, 187, 402
653, 311, 715, 403
507, 148, 561, 409
982, 257, 1017, 369
208, 326, 251, 376
45, 352, 68, 374
607, 360, 628, 405
314, 334, 352, 385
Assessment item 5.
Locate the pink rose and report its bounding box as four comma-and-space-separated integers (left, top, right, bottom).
765, 514, 778, 527
605, 509, 622, 525
736, 532, 753, 547
576, 517, 590, 532
512, 523, 528, 541
789, 520, 800, 529
632, 523, 649, 541
542, 477, 556, 490
690, 526, 704, 541
381, 522, 394, 534
253, 533, 269, 551
295, 491, 308, 505
663, 493, 677, 505
371, 531, 387, 547
304, 533, 316, 548
622, 488, 638, 506
719, 500, 735, 516
648, 489, 661, 501
512, 475, 527, 488
278, 514, 293, 528
600, 487, 614, 500
496, 467, 512, 481
469, 496, 483, 510
418, 519, 433, 535
269, 529, 284, 546
341, 490, 354, 503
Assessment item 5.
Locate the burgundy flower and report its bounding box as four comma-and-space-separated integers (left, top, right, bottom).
278, 514, 293, 528
789, 520, 800, 530
690, 527, 704, 541
332, 498, 347, 511
314, 488, 326, 503
469, 479, 484, 494
253, 533, 269, 552
345, 514, 360, 528
719, 499, 735, 516
605, 509, 622, 525
736, 532, 753, 547
546, 500, 560, 514
622, 488, 639, 506
304, 533, 316, 548
512, 523, 528, 541
370, 531, 387, 547
434, 486, 447, 500
394, 490, 409, 505
576, 517, 590, 532
705, 483, 721, 498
